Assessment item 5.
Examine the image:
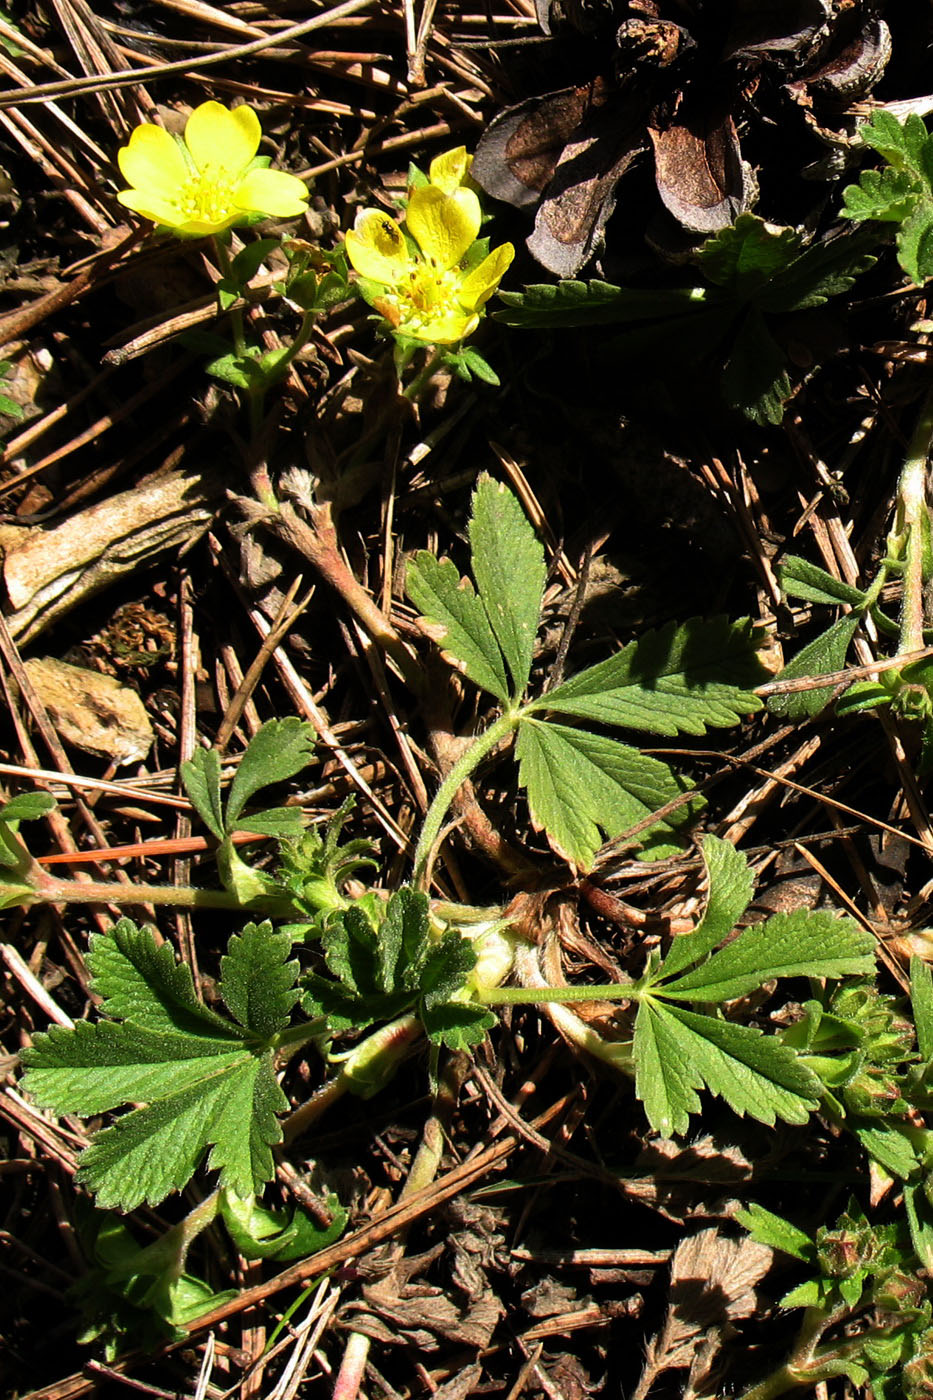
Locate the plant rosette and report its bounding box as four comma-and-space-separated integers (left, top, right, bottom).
344, 147, 514, 345
116, 100, 309, 237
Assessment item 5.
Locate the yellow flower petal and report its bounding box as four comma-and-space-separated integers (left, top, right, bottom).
184, 101, 260, 174
234, 166, 309, 218
406, 185, 481, 270
459, 242, 514, 311
345, 208, 412, 284
402, 309, 479, 344
428, 147, 472, 195
117, 124, 189, 200
117, 187, 186, 227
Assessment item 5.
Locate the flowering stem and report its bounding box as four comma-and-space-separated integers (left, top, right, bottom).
276, 308, 317, 376
211, 235, 246, 356
403, 348, 445, 401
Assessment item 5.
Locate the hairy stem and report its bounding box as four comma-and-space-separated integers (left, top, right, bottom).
267, 500, 422, 691
737, 1304, 850, 1400
473, 982, 634, 1005
30, 874, 283, 915
403, 348, 445, 402
414, 711, 518, 886
897, 382, 933, 656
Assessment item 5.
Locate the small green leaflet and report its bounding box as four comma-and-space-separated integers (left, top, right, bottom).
778, 555, 867, 608
698, 216, 875, 314
220, 1189, 347, 1262
0, 790, 56, 881
468, 476, 546, 701
225, 719, 315, 828
656, 909, 875, 1004
23, 920, 300, 1209
659, 835, 754, 980
303, 886, 496, 1050
530, 616, 766, 736
736, 1203, 815, 1262
406, 474, 545, 704
911, 956, 933, 1064
494, 279, 705, 329
720, 309, 791, 425
406, 553, 510, 701
516, 719, 698, 868
767, 615, 860, 721
181, 718, 314, 841
634, 997, 822, 1136
855, 1120, 921, 1183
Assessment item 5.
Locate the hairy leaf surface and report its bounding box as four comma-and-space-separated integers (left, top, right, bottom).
516, 719, 696, 868
657, 909, 875, 1003
660, 835, 754, 980
532, 617, 765, 736
468, 474, 545, 700
22, 922, 293, 1209
406, 552, 510, 701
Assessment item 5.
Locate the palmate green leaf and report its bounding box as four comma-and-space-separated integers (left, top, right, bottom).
634, 998, 821, 1136
841, 111, 933, 287
312, 886, 485, 1048
225, 719, 315, 828
220, 922, 298, 1037
494, 278, 706, 329
767, 614, 861, 720
660, 835, 754, 980
858, 109, 932, 173
406, 551, 510, 701
530, 616, 765, 737
516, 718, 697, 869
468, 474, 546, 700
656, 909, 875, 1004
778, 555, 867, 608
21, 922, 294, 1209
697, 215, 874, 314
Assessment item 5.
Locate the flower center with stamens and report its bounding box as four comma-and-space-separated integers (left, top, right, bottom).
177, 167, 239, 224
396, 263, 463, 328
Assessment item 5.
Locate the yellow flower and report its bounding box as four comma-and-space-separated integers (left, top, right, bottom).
116, 101, 309, 237
344, 150, 513, 345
